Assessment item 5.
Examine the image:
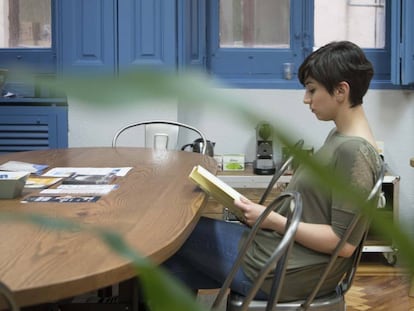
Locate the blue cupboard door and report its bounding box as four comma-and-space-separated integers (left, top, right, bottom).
58, 0, 116, 75
177, 0, 206, 70
401, 0, 414, 85
391, 0, 414, 85
118, 0, 177, 72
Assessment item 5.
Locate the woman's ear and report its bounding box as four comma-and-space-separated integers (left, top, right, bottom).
334, 81, 350, 103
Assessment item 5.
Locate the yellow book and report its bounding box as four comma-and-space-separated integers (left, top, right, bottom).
189, 165, 245, 221
25, 176, 62, 189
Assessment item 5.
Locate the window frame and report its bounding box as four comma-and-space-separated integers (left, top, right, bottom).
391, 0, 414, 86
206, 0, 307, 89
206, 0, 408, 89
0, 0, 57, 74
0, 0, 412, 90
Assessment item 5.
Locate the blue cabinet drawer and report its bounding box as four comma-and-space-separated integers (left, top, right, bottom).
0, 105, 68, 154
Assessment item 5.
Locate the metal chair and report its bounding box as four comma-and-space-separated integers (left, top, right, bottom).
0, 281, 19, 311
111, 120, 208, 154
225, 160, 386, 311
212, 191, 303, 311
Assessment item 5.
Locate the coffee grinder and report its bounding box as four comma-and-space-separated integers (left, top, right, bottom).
253, 122, 276, 175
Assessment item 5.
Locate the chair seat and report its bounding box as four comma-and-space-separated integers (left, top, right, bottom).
227, 290, 345, 311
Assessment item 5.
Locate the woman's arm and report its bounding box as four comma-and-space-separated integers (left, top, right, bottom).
234, 196, 356, 258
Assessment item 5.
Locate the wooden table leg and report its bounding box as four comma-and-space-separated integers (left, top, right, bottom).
409, 275, 414, 297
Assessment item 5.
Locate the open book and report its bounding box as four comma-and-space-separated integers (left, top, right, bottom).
189, 165, 245, 221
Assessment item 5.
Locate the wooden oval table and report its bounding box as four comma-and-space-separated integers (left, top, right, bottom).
411, 158, 414, 298
0, 147, 216, 308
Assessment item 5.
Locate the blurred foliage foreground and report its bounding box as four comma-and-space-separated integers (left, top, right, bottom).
1, 70, 413, 310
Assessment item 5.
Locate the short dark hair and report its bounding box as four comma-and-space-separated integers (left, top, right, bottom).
298, 41, 374, 107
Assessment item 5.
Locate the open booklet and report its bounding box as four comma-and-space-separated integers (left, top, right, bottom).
189, 165, 245, 222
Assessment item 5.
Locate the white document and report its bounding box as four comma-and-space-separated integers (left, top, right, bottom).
42, 167, 132, 177
0, 161, 48, 174
41, 184, 118, 195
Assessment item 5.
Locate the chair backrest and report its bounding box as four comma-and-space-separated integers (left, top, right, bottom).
111, 120, 208, 154
332, 160, 386, 295
258, 139, 304, 205
296, 160, 386, 310
212, 191, 303, 311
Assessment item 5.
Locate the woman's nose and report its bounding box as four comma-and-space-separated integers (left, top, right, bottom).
303, 94, 311, 105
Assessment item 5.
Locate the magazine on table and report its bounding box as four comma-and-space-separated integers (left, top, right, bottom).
62, 173, 116, 185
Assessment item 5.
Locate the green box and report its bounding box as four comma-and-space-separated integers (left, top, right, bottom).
0, 172, 30, 199
223, 154, 245, 171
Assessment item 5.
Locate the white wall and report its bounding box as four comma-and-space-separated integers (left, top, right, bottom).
68, 88, 414, 238
68, 97, 178, 147
0, 1, 8, 46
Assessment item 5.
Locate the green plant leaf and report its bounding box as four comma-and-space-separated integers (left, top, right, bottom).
2, 69, 413, 310
0, 212, 208, 311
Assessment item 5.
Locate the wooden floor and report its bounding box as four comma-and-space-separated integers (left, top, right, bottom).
346, 253, 414, 311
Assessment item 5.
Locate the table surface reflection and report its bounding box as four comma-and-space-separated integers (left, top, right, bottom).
0, 147, 216, 308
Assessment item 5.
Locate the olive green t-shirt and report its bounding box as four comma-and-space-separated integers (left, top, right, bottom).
241, 129, 382, 301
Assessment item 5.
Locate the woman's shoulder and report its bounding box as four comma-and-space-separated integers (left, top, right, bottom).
325, 133, 380, 168
332, 135, 382, 177
334, 135, 377, 155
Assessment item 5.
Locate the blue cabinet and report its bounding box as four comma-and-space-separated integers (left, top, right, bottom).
0, 99, 68, 154
58, 0, 177, 75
